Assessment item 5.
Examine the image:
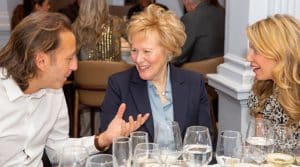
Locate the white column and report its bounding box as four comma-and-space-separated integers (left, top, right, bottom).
208, 0, 300, 136
0, 0, 11, 47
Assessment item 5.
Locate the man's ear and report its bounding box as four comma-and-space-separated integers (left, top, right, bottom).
35, 51, 48, 71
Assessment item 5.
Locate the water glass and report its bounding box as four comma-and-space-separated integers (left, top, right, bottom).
183, 126, 213, 166
241, 145, 263, 165
86, 154, 113, 167
59, 145, 88, 167
154, 121, 183, 164
133, 143, 160, 167
130, 131, 149, 156
245, 117, 274, 165
133, 151, 161, 167
113, 137, 131, 167
133, 143, 160, 158
216, 130, 243, 167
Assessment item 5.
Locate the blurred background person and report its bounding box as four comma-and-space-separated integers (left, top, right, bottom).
58, 0, 80, 23
127, 0, 168, 19
72, 0, 127, 136
173, 0, 225, 66
100, 4, 212, 144
11, 0, 50, 30
246, 14, 300, 152
72, 0, 126, 61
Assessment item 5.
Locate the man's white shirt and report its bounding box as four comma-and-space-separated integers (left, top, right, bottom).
0, 68, 98, 166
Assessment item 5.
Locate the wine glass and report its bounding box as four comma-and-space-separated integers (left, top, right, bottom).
130, 131, 149, 156
245, 117, 274, 165
183, 126, 213, 167
133, 143, 161, 167
265, 124, 295, 167
86, 154, 113, 167
274, 124, 294, 153
59, 144, 88, 167
133, 151, 161, 167
216, 130, 243, 167
112, 137, 131, 167
293, 139, 300, 165
241, 145, 264, 165
154, 121, 183, 164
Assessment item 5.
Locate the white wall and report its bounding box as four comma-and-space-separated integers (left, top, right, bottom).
7, 0, 21, 19
0, 0, 22, 47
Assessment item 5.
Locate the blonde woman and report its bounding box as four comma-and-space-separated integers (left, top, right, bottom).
100, 4, 212, 144
72, 0, 126, 61
246, 14, 300, 152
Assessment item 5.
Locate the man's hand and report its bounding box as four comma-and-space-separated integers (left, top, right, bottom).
97, 103, 150, 148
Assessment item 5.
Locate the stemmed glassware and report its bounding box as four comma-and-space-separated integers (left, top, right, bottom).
133, 143, 161, 167
113, 137, 131, 167
130, 131, 149, 156
85, 154, 113, 167
245, 117, 275, 166
183, 126, 213, 167
154, 121, 183, 164
59, 139, 89, 167
265, 124, 295, 167
293, 140, 300, 165
216, 130, 243, 167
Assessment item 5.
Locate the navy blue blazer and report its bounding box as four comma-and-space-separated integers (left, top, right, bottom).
99, 64, 212, 141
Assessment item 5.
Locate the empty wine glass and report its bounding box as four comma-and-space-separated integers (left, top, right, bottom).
113, 137, 131, 167
133, 143, 161, 167
241, 145, 263, 165
133, 151, 161, 167
216, 130, 243, 167
154, 121, 183, 164
59, 144, 88, 167
133, 143, 160, 157
86, 154, 113, 167
183, 126, 213, 167
245, 117, 274, 165
130, 131, 149, 156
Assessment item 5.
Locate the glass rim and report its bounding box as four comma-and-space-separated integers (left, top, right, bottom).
113, 136, 130, 143
186, 125, 209, 132
130, 131, 148, 137
135, 142, 158, 148
220, 130, 242, 138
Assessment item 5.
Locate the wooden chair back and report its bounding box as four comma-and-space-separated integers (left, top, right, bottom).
71, 61, 133, 137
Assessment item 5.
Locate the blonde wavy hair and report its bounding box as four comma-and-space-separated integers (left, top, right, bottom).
127, 4, 186, 57
246, 14, 300, 122
72, 0, 109, 49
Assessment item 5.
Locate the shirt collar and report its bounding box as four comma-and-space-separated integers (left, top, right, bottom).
147, 64, 171, 93
1, 68, 46, 101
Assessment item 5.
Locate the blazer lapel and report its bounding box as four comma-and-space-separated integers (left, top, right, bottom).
129, 69, 155, 139
170, 65, 188, 135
